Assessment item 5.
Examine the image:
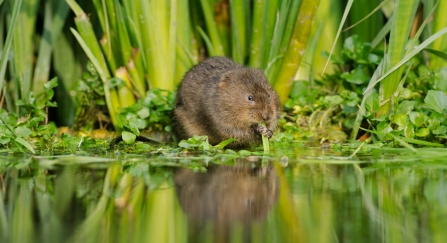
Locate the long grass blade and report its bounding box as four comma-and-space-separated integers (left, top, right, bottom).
344, 0, 391, 32
199, 0, 225, 56
33, 1, 69, 95
430, 0, 447, 69
0, 0, 22, 98
265, 0, 302, 82
273, 0, 321, 104
230, 0, 248, 64
321, 0, 354, 76
248, 0, 267, 68
12, 0, 39, 98
377, 0, 419, 116
364, 27, 447, 94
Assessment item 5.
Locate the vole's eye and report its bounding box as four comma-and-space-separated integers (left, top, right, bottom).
248, 95, 254, 101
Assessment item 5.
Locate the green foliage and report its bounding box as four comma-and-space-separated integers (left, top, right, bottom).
178, 135, 235, 151
282, 36, 381, 142
280, 34, 447, 147
118, 89, 175, 135
0, 78, 59, 153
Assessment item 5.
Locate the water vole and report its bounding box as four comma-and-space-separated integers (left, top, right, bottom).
174, 57, 280, 148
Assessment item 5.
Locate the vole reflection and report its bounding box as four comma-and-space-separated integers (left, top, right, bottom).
174, 160, 279, 242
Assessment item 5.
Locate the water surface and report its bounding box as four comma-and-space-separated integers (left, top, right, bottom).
1, 147, 446, 243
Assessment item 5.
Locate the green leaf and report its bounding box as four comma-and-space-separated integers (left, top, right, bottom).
432, 125, 447, 135
415, 128, 430, 137
178, 135, 209, 149
15, 126, 33, 137
428, 112, 445, 129
392, 113, 407, 128
424, 90, 447, 113
0, 137, 10, 145
408, 111, 427, 127
15, 137, 36, 154
341, 65, 369, 84
434, 67, 447, 92
178, 140, 192, 149
365, 92, 379, 115
122, 131, 136, 144
214, 138, 235, 150
404, 122, 415, 138
377, 121, 393, 140
396, 100, 415, 114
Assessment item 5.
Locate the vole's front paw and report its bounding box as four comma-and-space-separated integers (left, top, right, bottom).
256, 126, 273, 138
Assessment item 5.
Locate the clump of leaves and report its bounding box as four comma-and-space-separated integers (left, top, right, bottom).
280, 35, 446, 147
118, 89, 175, 144
364, 88, 447, 146
0, 78, 59, 153
282, 36, 381, 143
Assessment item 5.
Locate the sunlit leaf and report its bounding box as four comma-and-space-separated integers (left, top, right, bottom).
15, 137, 36, 154
424, 90, 447, 113
122, 131, 136, 144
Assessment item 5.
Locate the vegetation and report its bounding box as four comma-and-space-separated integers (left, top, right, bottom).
0, 0, 447, 153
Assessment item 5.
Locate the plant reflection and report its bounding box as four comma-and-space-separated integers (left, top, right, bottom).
1, 157, 447, 243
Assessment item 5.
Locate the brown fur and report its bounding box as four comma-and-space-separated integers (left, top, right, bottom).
174, 57, 280, 148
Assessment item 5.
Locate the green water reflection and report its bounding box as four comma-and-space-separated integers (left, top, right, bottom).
1, 155, 447, 243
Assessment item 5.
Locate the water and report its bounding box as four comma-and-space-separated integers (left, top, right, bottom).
1, 148, 447, 243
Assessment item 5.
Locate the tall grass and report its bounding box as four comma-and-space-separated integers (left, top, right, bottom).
66, 0, 197, 130
197, 0, 321, 104
0, 0, 22, 110
428, 0, 447, 69
376, 0, 419, 116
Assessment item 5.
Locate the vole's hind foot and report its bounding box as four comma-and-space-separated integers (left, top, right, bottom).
256, 126, 273, 138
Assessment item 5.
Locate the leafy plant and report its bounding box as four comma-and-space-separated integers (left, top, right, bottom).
0, 78, 59, 153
